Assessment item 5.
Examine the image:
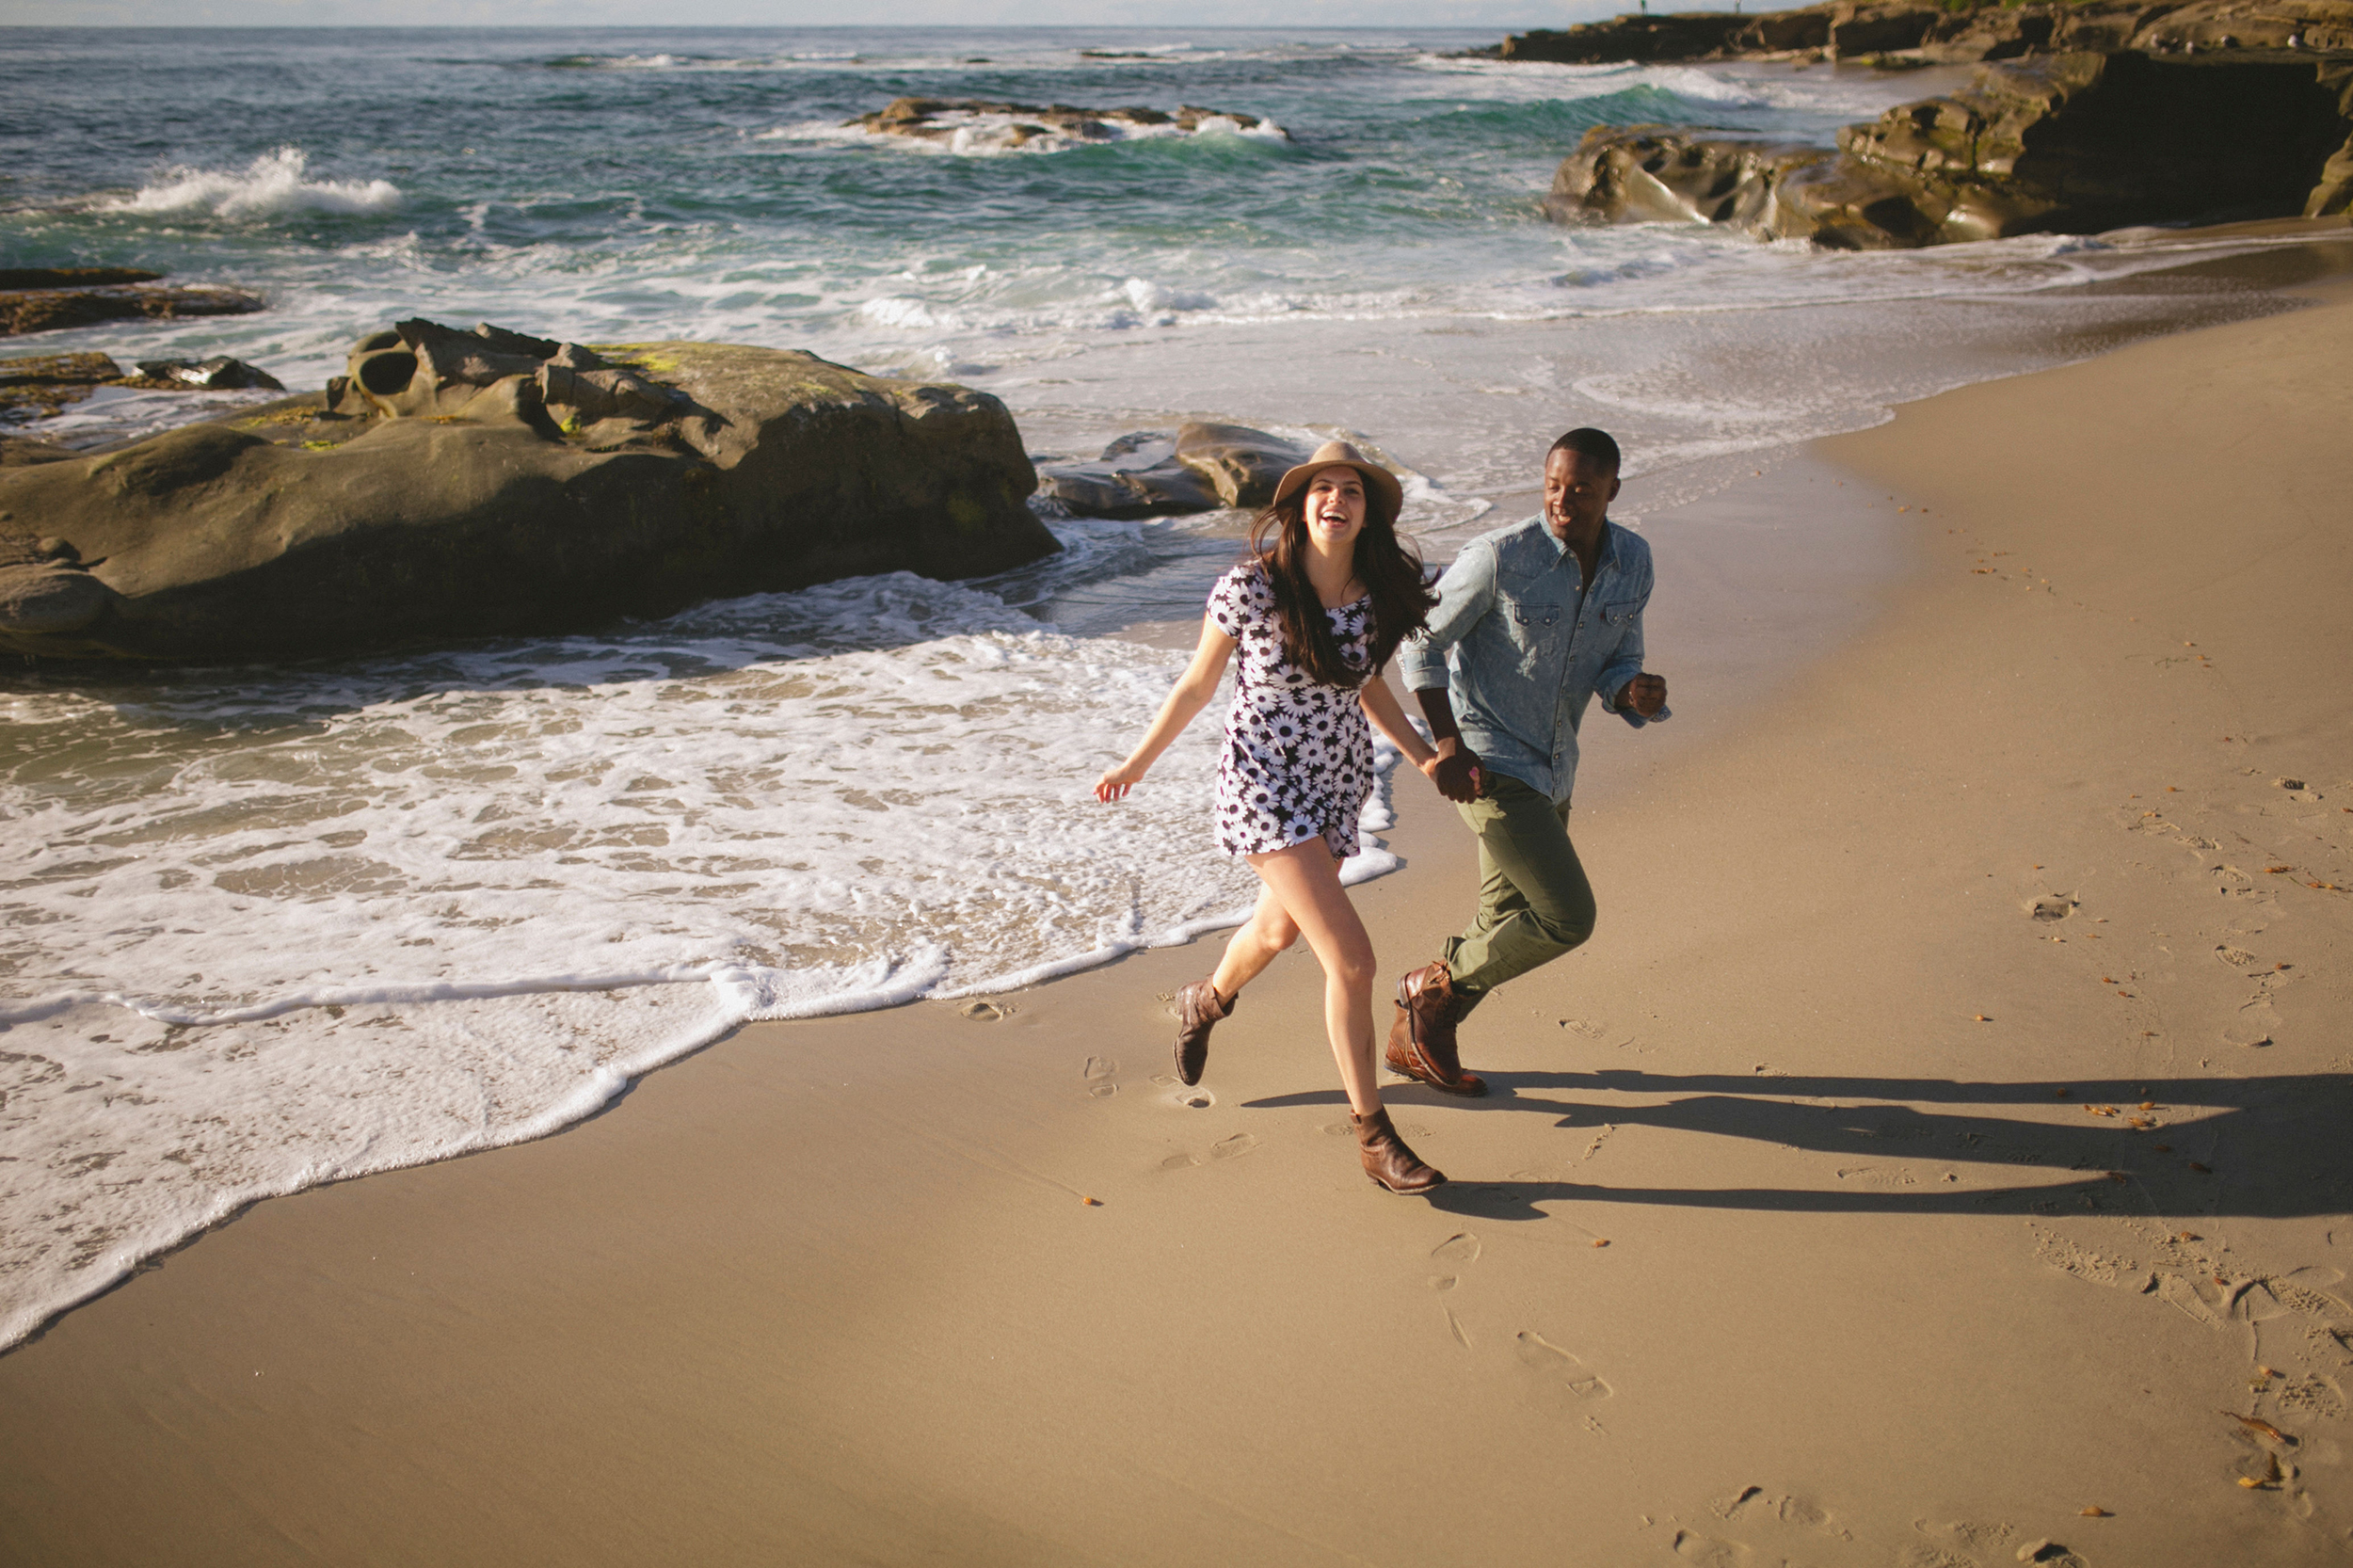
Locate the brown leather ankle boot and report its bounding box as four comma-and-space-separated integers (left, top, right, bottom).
1352, 1107, 1446, 1193
1384, 961, 1487, 1096
1173, 977, 1231, 1087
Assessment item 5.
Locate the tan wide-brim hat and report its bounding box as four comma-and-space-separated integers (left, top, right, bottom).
1271, 440, 1403, 520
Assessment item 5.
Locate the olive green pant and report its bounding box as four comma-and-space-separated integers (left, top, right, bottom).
1439, 772, 1597, 1013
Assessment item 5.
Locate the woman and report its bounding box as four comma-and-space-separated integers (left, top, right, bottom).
1095, 440, 1465, 1194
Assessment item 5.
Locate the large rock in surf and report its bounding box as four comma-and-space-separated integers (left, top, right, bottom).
1037, 424, 1316, 519
0, 320, 1057, 663
0, 350, 283, 425
0, 268, 265, 338
1546, 51, 2353, 248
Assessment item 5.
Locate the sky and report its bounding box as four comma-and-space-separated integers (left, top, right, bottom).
0, 1, 1616, 25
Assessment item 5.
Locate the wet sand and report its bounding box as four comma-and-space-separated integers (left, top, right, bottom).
2, 264, 2350, 1566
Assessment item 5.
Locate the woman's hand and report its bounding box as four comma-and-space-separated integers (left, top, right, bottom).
1419, 742, 1482, 803
1096, 758, 1148, 802
1095, 616, 1235, 804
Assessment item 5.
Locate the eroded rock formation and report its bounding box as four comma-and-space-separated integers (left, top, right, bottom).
1547, 51, 2353, 247
1038, 424, 1317, 519
0, 320, 1056, 662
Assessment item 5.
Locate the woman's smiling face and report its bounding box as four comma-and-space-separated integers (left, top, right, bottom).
1303, 466, 1368, 552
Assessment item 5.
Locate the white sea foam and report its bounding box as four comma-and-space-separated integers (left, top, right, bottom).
759, 109, 1288, 157
100, 146, 401, 219
0, 563, 1405, 1346
7, 28, 2317, 1355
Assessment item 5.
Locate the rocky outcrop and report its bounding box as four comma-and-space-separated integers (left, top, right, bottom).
0, 351, 283, 424
0, 272, 264, 338
851, 98, 1286, 150
1500, 0, 2353, 64
1037, 424, 1315, 519
1501, 8, 1824, 62
0, 353, 130, 421
130, 357, 284, 392
1547, 51, 2353, 247
0, 320, 1057, 663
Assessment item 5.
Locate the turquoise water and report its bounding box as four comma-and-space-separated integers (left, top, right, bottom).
1, 28, 1899, 350
0, 27, 2309, 1347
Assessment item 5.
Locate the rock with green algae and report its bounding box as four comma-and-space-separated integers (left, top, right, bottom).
0, 320, 1056, 663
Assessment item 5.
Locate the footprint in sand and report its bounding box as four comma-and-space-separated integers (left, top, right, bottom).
1083, 1055, 1116, 1098
1670, 1528, 1747, 1566
1173, 1089, 1213, 1109
1160, 1131, 1259, 1171
2029, 893, 2076, 921
1514, 1330, 1612, 1400
1898, 1547, 1976, 1568
1432, 1232, 1481, 1266
1430, 1232, 1479, 1292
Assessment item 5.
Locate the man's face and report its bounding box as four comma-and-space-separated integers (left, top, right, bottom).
1543, 448, 1620, 542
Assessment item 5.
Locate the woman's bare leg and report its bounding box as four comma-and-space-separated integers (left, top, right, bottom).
1245, 842, 1384, 1116
1209, 884, 1301, 1002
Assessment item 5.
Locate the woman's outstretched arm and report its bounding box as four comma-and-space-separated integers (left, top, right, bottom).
1096, 615, 1238, 801
1360, 668, 1461, 790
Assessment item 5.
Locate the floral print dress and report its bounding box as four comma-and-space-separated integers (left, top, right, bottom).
1206, 563, 1378, 861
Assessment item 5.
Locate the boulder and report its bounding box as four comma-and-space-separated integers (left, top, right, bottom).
0, 268, 163, 289
1499, 12, 1781, 63
132, 357, 285, 392
0, 322, 1058, 663
1038, 433, 1222, 519
0, 280, 264, 338
0, 352, 127, 421
1037, 423, 1316, 519
1175, 424, 1315, 509
2, 350, 287, 424
1547, 52, 2353, 247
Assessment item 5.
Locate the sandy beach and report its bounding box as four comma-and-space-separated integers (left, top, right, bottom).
4, 245, 2351, 1565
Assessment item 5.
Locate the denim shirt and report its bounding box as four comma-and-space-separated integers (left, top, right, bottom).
1396, 514, 1667, 805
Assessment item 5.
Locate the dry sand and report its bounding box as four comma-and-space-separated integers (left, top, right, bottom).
3, 259, 2351, 1568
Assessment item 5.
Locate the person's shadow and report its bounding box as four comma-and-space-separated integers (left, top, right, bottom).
1244, 1067, 2353, 1221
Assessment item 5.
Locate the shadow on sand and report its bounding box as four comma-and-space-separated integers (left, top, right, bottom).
1244, 1068, 2353, 1221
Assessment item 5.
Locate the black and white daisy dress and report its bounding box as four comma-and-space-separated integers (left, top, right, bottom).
1206, 562, 1378, 861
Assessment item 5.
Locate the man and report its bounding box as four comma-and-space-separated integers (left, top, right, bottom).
1386, 427, 1669, 1096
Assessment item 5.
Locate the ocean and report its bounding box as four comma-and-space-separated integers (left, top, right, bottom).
0, 24, 2309, 1346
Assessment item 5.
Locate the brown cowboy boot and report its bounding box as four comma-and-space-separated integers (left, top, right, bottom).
1385, 961, 1488, 1096
1172, 977, 1231, 1087
1352, 1107, 1446, 1193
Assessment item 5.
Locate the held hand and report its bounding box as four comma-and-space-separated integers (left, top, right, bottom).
1420, 742, 1483, 804
1619, 672, 1668, 718
1096, 759, 1148, 802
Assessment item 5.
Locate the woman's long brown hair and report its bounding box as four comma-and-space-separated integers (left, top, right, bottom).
1246, 470, 1436, 688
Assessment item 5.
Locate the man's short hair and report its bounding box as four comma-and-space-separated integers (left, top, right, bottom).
1546, 427, 1621, 472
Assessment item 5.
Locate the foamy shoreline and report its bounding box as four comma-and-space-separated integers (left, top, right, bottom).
4, 258, 2346, 1563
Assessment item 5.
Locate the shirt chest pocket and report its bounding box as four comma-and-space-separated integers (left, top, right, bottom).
1594, 597, 1643, 628
1504, 596, 1565, 651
